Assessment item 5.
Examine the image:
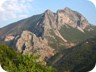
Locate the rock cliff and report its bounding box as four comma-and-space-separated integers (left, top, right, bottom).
16, 30, 55, 64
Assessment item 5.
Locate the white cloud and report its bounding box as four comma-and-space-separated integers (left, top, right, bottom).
0, 0, 33, 21
0, 7, 5, 12
0, 0, 7, 6
89, 0, 96, 7
0, 0, 6, 12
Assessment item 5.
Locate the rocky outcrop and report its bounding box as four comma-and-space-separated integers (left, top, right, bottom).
57, 7, 89, 30
5, 35, 14, 42
16, 31, 33, 53
16, 30, 55, 64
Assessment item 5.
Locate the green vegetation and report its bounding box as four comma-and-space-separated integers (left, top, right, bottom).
46, 29, 66, 51
48, 52, 63, 65
0, 44, 56, 72
54, 38, 96, 72
59, 25, 96, 43
60, 25, 85, 43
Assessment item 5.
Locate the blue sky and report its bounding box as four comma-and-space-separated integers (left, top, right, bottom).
0, 0, 96, 28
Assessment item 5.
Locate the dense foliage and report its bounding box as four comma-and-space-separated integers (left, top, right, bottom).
0, 44, 56, 72
54, 38, 96, 72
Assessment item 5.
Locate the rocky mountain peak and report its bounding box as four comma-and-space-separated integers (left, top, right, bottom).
57, 7, 89, 29
57, 7, 72, 14
44, 9, 53, 15
64, 7, 71, 12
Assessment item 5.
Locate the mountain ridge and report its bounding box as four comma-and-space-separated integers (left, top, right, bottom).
0, 7, 96, 65
0, 7, 89, 38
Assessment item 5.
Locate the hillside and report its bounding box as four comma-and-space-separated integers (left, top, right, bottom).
52, 37, 96, 72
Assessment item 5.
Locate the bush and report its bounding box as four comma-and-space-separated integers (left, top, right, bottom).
0, 44, 56, 72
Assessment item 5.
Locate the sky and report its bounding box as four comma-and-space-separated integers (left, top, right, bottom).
0, 0, 96, 28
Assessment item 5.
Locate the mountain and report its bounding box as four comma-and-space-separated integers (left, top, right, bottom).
0, 7, 96, 64
0, 7, 93, 38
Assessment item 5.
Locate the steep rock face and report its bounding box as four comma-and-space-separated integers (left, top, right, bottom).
16, 30, 55, 64
16, 31, 33, 53
43, 10, 57, 36
57, 7, 88, 29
